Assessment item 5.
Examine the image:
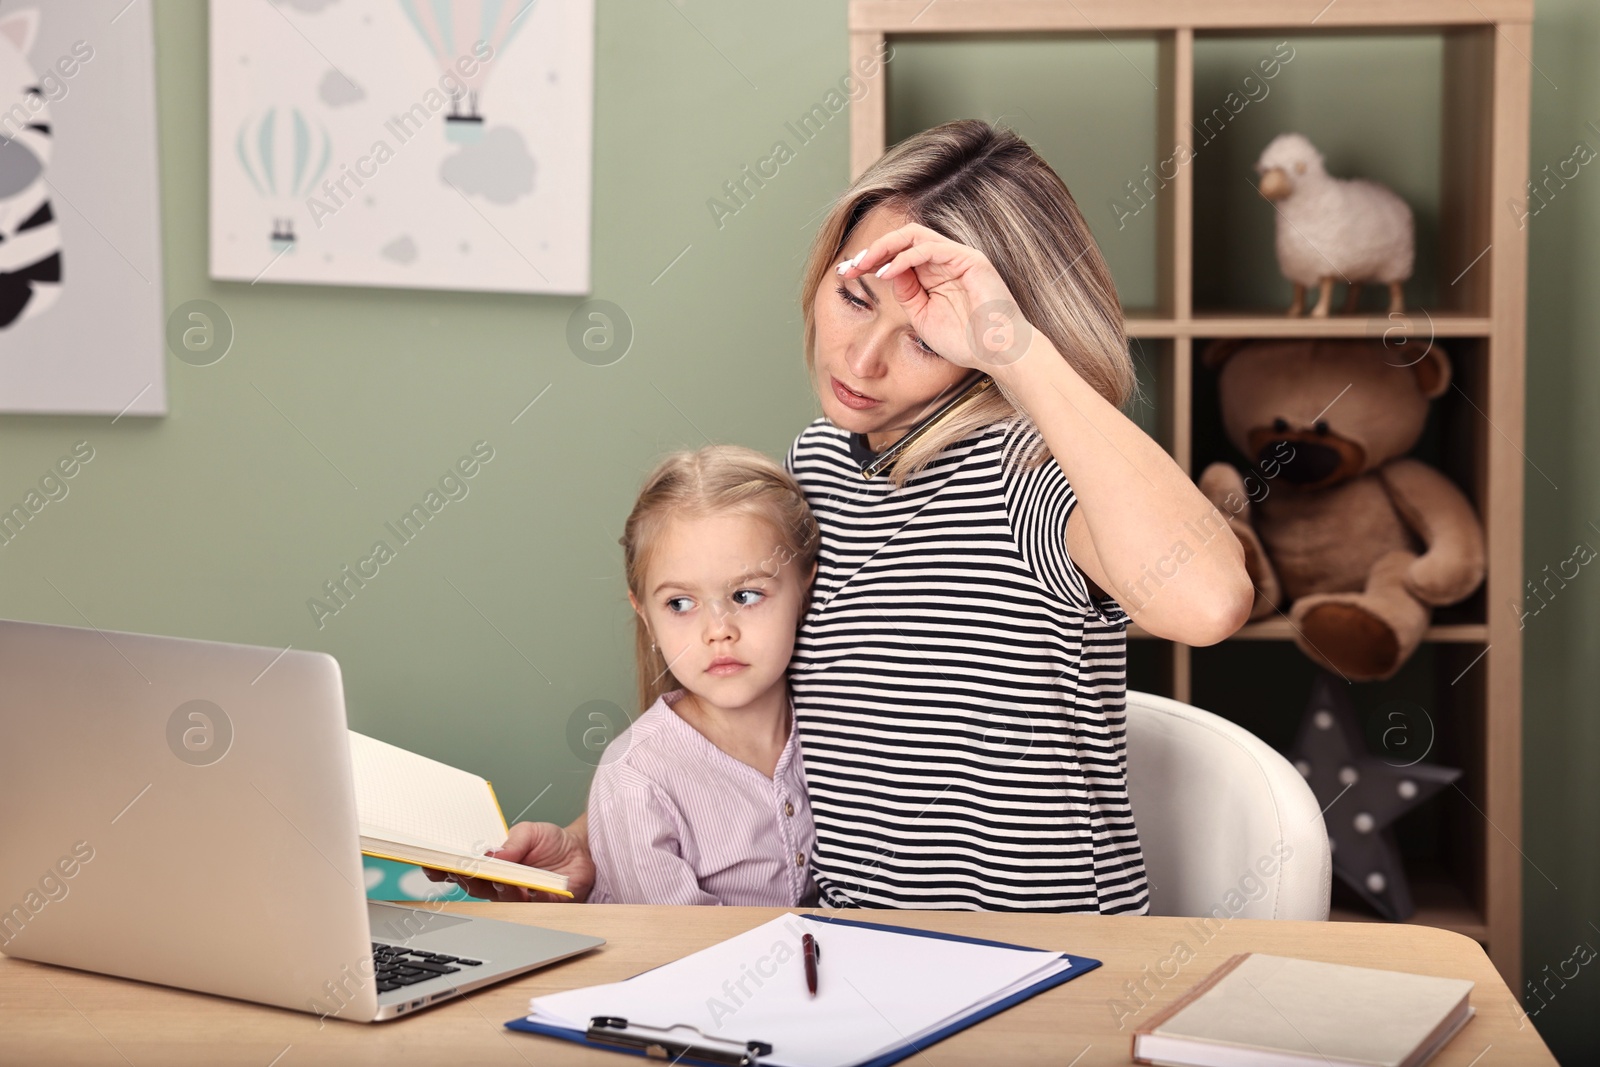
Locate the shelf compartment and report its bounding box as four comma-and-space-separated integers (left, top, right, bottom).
1173, 330, 1492, 639
1174, 639, 1489, 945
1189, 31, 1464, 318
881, 32, 1165, 313
1329, 863, 1488, 942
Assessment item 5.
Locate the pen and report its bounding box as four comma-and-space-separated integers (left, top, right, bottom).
802, 932, 820, 996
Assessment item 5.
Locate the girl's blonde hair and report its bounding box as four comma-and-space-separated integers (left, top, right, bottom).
620, 444, 820, 713
800, 118, 1139, 486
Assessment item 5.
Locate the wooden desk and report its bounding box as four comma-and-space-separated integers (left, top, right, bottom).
0, 904, 1555, 1066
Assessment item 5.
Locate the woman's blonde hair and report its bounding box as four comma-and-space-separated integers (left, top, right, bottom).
800, 118, 1138, 486
620, 444, 820, 713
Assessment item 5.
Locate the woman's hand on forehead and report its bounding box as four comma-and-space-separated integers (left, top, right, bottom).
836, 222, 1031, 372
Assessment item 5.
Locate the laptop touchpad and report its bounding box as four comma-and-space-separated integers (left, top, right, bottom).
368, 901, 473, 941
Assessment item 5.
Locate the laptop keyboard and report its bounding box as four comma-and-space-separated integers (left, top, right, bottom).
371, 942, 484, 993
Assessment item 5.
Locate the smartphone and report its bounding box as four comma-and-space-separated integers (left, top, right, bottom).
859, 371, 995, 480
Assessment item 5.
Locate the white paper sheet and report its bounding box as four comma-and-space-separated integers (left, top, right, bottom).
525, 913, 1077, 1067
348, 730, 505, 854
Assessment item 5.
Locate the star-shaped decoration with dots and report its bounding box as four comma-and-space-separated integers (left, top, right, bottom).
1286, 669, 1461, 921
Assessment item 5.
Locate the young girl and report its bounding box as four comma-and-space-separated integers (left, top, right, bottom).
585, 444, 822, 906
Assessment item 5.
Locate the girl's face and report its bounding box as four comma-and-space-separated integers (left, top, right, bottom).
629, 512, 816, 713
811, 204, 971, 448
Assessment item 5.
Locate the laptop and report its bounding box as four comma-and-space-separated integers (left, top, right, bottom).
0, 618, 604, 1022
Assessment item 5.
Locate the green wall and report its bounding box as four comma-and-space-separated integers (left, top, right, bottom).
1, 1, 1593, 1059
1516, 1, 1600, 1060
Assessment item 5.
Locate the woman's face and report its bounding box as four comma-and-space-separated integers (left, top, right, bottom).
811, 205, 971, 450
629, 512, 816, 714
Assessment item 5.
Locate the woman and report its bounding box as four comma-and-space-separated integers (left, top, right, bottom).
435, 119, 1253, 911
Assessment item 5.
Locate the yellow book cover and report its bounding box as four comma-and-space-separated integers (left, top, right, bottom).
348, 731, 571, 898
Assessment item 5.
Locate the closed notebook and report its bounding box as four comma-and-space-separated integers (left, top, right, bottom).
348, 730, 569, 897
1132, 952, 1475, 1067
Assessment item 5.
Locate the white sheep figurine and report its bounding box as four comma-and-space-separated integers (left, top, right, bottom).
1254, 133, 1414, 317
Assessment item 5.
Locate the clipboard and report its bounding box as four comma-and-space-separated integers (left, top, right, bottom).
504, 912, 1101, 1067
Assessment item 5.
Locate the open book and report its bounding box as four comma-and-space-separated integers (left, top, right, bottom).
348, 730, 571, 898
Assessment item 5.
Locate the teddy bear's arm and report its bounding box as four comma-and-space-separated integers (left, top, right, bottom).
1198, 461, 1281, 620
1376, 457, 1487, 606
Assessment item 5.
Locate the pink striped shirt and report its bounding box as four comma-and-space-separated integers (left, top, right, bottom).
587, 688, 818, 906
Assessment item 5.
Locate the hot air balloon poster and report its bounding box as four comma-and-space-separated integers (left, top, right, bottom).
208, 0, 593, 295
0, 1, 166, 416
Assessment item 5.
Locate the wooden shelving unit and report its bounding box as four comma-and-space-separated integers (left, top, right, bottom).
848, 0, 1530, 987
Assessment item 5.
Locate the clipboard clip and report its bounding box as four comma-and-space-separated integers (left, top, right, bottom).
587, 1016, 774, 1066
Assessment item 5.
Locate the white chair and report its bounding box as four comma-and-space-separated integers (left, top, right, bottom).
1124, 690, 1332, 921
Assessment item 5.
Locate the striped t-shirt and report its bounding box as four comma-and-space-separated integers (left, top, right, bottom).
783, 414, 1150, 914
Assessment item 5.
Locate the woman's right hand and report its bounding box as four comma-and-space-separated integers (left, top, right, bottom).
422, 819, 595, 903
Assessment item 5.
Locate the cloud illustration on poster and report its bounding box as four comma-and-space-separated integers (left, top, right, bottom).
381, 235, 418, 264
319, 69, 364, 107
440, 126, 535, 205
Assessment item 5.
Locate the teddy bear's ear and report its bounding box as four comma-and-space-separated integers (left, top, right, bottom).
1391, 340, 1451, 398
1201, 338, 1249, 370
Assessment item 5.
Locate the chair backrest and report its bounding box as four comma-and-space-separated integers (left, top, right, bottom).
1124, 690, 1332, 921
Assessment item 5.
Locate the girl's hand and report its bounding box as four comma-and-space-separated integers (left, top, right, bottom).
837, 222, 1033, 370
421, 820, 595, 903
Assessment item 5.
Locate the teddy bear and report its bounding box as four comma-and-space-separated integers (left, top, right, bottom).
1197, 337, 1485, 681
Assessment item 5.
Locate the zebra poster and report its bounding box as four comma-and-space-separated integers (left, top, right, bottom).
209, 0, 593, 296
0, 1, 165, 416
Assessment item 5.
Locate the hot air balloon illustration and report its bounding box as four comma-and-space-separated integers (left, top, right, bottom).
235, 106, 333, 253
398, 0, 531, 141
